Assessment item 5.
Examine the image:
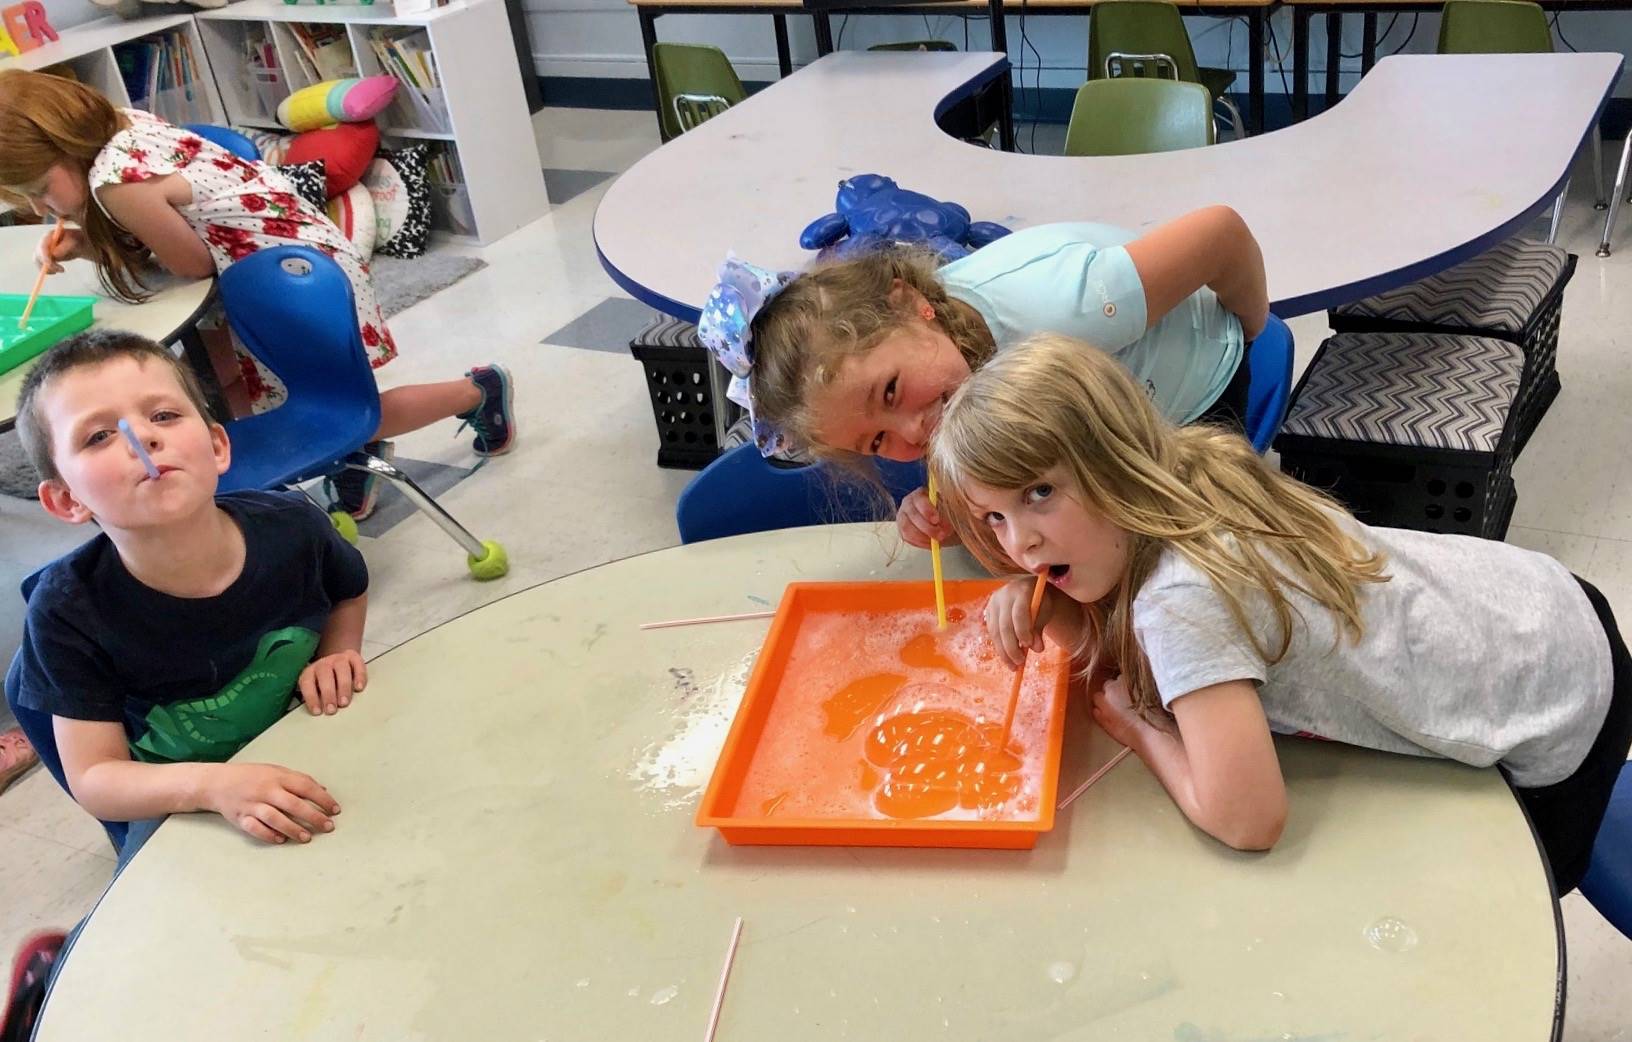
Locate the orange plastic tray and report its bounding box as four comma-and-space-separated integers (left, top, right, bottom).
696, 580, 1071, 849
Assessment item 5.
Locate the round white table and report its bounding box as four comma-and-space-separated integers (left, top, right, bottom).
1, 224, 215, 431
37, 525, 1562, 1040
595, 50, 1622, 321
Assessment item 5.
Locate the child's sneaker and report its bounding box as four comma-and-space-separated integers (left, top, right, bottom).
325, 440, 395, 521
455, 365, 516, 457
0, 728, 38, 798
1, 930, 66, 1042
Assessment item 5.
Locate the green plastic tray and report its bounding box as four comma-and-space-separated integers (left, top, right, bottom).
0, 294, 97, 377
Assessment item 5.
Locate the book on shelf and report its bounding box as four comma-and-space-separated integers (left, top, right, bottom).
114, 31, 210, 125
289, 22, 356, 82
370, 30, 447, 132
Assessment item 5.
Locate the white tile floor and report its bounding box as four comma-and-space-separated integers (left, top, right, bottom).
2, 106, 1630, 1036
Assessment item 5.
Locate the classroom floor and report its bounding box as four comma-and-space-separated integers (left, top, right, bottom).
2, 108, 1631, 1036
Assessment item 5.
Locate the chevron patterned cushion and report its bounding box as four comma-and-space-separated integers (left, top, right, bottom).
633, 314, 703, 348
1282, 333, 1523, 453
1332, 239, 1569, 335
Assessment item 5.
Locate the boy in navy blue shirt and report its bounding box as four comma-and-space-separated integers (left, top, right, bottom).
5, 329, 368, 846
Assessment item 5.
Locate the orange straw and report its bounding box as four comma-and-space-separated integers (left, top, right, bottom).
18, 223, 65, 332
927, 472, 947, 629
997, 573, 1050, 750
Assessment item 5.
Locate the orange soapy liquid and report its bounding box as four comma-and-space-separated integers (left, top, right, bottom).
821, 673, 907, 739
866, 710, 1023, 819
899, 632, 963, 675
733, 600, 1058, 822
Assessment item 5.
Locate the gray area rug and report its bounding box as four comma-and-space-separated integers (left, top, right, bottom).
0, 430, 33, 499
371, 252, 488, 319
0, 251, 489, 499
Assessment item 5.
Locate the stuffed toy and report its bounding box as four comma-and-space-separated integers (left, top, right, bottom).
799, 173, 1012, 262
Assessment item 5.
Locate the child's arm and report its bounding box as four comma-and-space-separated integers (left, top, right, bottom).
1124, 206, 1270, 341
54, 717, 340, 844
297, 593, 369, 717
94, 176, 215, 279
1092, 675, 1286, 850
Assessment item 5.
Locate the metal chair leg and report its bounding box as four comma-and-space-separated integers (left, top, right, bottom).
1217, 96, 1248, 141
1598, 131, 1632, 258
344, 453, 508, 578
1548, 177, 1569, 246
1595, 129, 1607, 210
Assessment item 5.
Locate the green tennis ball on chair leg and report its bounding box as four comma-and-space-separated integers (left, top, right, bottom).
329, 511, 359, 545
468, 540, 509, 581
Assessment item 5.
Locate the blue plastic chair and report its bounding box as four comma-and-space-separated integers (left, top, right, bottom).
183, 124, 261, 162
676, 447, 926, 544
1246, 313, 1295, 453
215, 246, 508, 580
1581, 761, 1632, 939
6, 570, 128, 852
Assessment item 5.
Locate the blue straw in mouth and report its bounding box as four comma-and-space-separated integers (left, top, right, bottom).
117, 419, 161, 480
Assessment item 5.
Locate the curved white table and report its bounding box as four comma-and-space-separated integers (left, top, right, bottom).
595, 50, 1622, 321
1, 225, 215, 431
37, 525, 1562, 1041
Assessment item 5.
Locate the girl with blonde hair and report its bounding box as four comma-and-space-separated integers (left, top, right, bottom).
698, 207, 1269, 543
930, 333, 1631, 893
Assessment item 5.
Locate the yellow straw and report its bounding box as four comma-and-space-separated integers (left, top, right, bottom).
927, 472, 947, 629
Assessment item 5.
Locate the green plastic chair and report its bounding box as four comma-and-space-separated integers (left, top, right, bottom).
868, 40, 958, 52
1063, 78, 1214, 157
651, 42, 747, 142
1435, 0, 1600, 241
1437, 0, 1552, 52
1088, 0, 1245, 140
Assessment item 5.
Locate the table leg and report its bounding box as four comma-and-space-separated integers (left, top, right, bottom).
1325, 11, 1342, 111
1248, 8, 1266, 134
773, 14, 792, 77
814, 12, 834, 54
638, 7, 667, 141
1361, 11, 1377, 73
1293, 6, 1311, 122
987, 0, 1015, 150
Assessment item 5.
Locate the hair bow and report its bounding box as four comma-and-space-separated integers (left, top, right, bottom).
697, 253, 794, 456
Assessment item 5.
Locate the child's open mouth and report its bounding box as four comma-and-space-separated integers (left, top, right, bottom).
1046, 564, 1070, 585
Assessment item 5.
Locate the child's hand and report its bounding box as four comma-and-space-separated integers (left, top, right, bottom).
897, 487, 959, 549
34, 226, 85, 274
206, 763, 340, 844
297, 650, 367, 716
1091, 675, 1155, 750
986, 579, 1075, 670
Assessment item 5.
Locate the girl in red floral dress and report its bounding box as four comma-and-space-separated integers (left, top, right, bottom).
0, 71, 516, 520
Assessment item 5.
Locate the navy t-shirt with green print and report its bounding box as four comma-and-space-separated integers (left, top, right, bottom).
6, 491, 368, 763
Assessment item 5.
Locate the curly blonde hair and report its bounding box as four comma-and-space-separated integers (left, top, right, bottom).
748, 247, 995, 464
929, 333, 1390, 720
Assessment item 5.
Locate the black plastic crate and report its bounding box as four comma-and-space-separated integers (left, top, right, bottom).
1280, 444, 1517, 539
1329, 240, 1575, 455
629, 315, 743, 470
1274, 331, 1524, 541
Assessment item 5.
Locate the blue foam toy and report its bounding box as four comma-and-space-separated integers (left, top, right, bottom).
799, 173, 1012, 262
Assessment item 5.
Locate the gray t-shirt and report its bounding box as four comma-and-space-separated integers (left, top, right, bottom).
1132, 519, 1613, 787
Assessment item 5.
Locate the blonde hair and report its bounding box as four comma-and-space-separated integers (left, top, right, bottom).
749, 247, 995, 464
929, 333, 1390, 720
0, 70, 151, 303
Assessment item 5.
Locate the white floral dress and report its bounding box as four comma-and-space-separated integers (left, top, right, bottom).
89, 109, 398, 412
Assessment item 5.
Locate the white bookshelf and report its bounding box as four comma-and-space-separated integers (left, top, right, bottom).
194, 0, 549, 245
0, 13, 225, 126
